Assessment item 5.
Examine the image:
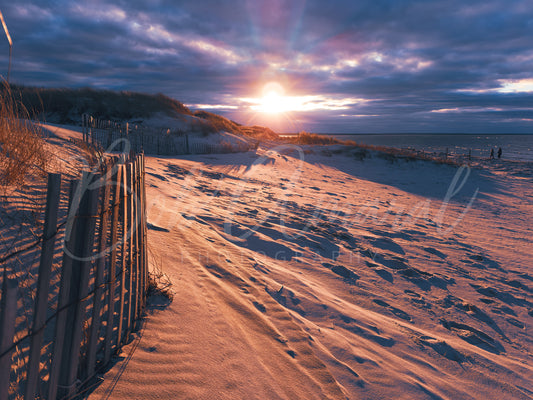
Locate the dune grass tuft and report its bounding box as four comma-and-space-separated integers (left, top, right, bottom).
0, 83, 48, 187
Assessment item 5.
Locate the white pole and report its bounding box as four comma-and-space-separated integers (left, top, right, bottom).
0, 10, 12, 83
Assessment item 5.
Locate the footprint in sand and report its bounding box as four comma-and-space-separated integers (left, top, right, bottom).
369, 237, 406, 255
506, 317, 524, 329
470, 284, 532, 308
422, 247, 447, 259
330, 265, 360, 284
440, 319, 504, 354
502, 279, 531, 292
369, 253, 410, 271
372, 299, 412, 321
147, 222, 170, 232
336, 314, 394, 347
417, 336, 464, 362
286, 350, 297, 358
252, 301, 266, 313
466, 253, 504, 270
374, 268, 393, 283
457, 302, 508, 339
397, 266, 454, 291
147, 172, 169, 181
365, 262, 393, 283
404, 290, 431, 309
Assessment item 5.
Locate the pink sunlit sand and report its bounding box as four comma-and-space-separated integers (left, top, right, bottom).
65, 125, 533, 400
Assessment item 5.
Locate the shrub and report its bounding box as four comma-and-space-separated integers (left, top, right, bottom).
0, 83, 47, 187
293, 131, 342, 145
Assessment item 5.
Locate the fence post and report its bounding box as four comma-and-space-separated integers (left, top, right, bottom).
104, 164, 123, 364
116, 164, 128, 346
128, 160, 137, 330
47, 180, 78, 400
140, 154, 148, 307
58, 172, 101, 399
137, 157, 143, 312
106, 123, 113, 149
82, 114, 86, 142
85, 166, 112, 377
136, 156, 144, 317
25, 173, 62, 400
124, 162, 134, 338
0, 275, 17, 400
132, 159, 140, 325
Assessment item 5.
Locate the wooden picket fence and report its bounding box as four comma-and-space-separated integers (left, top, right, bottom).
82, 114, 257, 156
0, 153, 148, 399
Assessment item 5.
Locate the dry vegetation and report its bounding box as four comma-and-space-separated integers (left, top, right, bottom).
191, 111, 279, 140
11, 85, 194, 124
288, 131, 344, 145
239, 125, 279, 140
0, 84, 48, 188
284, 131, 459, 166
193, 110, 241, 135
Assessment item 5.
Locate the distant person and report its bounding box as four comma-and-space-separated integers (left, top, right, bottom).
490, 148, 494, 159
497, 147, 502, 159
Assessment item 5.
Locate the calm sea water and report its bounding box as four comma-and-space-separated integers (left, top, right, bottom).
325, 134, 533, 162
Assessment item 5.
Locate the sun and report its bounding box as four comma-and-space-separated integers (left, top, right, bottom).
256, 82, 289, 114
243, 81, 309, 131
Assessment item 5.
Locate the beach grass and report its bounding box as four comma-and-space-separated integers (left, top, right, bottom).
284, 131, 460, 166
0, 83, 48, 187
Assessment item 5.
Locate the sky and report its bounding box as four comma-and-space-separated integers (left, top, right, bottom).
1, 0, 533, 133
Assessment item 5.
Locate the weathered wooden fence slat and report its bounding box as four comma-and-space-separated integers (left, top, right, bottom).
58, 172, 101, 398
116, 164, 128, 347
25, 173, 62, 400
104, 164, 123, 364
125, 163, 134, 339
0, 276, 18, 400
140, 155, 148, 308
133, 159, 141, 325
48, 179, 79, 400
86, 169, 111, 377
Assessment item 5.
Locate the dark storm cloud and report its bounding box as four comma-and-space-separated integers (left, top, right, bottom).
1, 0, 532, 132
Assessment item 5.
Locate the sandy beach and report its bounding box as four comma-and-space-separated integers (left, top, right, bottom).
4, 2, 533, 397
80, 136, 533, 399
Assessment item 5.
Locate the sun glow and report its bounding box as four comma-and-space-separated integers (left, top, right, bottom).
240, 81, 367, 132
256, 82, 289, 114
248, 81, 358, 114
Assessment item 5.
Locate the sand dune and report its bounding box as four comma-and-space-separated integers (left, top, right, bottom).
79, 142, 533, 399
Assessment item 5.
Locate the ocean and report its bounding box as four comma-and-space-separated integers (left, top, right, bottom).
326, 134, 533, 162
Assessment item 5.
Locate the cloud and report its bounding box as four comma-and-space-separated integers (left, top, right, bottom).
497, 79, 533, 93
241, 94, 367, 113
1, 0, 532, 132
